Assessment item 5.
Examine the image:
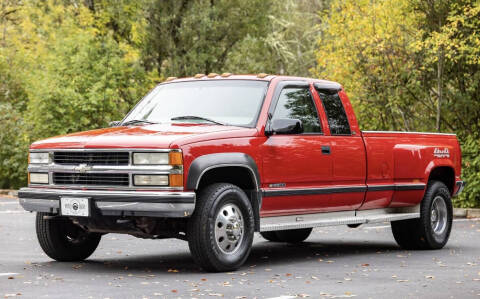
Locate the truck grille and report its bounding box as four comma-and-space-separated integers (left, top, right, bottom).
53, 152, 129, 166
53, 173, 129, 186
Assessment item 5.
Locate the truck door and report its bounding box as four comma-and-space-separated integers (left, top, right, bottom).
314, 87, 367, 210
260, 81, 334, 216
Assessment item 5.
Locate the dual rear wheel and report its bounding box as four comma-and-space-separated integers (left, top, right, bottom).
391, 181, 453, 249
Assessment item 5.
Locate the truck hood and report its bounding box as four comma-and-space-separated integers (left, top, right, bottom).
31, 123, 257, 149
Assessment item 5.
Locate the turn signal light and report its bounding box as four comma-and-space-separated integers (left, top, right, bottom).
169, 174, 183, 187
169, 151, 183, 165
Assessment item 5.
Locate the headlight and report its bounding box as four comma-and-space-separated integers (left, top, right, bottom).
133, 153, 169, 165
133, 175, 169, 186
29, 152, 50, 164
29, 173, 49, 184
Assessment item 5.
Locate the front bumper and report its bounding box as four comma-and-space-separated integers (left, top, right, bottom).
18, 187, 195, 218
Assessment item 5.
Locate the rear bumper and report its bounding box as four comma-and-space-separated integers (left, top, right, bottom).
453, 180, 466, 197
18, 187, 195, 218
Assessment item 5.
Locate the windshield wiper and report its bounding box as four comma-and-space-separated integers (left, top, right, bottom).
121, 119, 158, 126
171, 116, 225, 125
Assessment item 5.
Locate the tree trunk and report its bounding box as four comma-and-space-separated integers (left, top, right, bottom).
436, 14, 445, 133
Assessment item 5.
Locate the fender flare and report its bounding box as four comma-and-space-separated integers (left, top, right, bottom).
186, 152, 262, 231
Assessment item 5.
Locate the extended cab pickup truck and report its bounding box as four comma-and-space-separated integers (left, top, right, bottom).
19, 74, 465, 272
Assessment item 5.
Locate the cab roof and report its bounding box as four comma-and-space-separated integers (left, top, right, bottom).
161, 74, 342, 90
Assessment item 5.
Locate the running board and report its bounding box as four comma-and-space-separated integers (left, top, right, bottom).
259, 206, 420, 232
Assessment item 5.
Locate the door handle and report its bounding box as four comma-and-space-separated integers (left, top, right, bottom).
321, 145, 331, 155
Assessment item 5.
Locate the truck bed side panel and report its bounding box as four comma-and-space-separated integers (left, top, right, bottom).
361, 132, 460, 209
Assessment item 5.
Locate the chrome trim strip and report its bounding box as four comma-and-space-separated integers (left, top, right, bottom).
19, 187, 194, 200
27, 184, 183, 191
28, 164, 183, 174
362, 131, 456, 136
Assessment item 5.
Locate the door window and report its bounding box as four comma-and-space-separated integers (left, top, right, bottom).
272, 87, 322, 133
317, 91, 351, 135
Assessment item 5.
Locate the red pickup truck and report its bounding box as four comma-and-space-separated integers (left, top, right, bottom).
19, 74, 464, 272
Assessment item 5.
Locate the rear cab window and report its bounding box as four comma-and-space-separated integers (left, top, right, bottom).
316, 89, 351, 135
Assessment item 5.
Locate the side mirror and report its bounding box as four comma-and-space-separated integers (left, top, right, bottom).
109, 121, 121, 127
269, 118, 303, 135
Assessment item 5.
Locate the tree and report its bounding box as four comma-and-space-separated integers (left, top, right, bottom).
313, 0, 431, 132
141, 0, 272, 77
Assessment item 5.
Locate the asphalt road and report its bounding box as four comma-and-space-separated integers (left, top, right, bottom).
1, 196, 479, 299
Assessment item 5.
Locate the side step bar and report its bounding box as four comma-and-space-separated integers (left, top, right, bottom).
260, 206, 420, 232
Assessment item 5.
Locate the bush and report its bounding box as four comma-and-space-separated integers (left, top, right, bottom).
454, 136, 480, 208
0, 103, 30, 189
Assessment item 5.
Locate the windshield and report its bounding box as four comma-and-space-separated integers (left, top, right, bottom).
123, 80, 269, 127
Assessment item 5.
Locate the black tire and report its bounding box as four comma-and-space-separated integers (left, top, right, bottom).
391, 181, 453, 250
275, 228, 313, 243
260, 231, 281, 242
36, 212, 101, 261
187, 183, 255, 272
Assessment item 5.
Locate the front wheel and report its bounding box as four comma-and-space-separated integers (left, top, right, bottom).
187, 183, 255, 272
36, 213, 101, 261
391, 181, 453, 250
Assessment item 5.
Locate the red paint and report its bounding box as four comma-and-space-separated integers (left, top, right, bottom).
30, 75, 463, 217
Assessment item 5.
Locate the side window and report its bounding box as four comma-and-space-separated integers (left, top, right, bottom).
272, 87, 322, 133
317, 90, 351, 135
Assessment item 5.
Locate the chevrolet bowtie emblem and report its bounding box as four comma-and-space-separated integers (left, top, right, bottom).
74, 163, 92, 173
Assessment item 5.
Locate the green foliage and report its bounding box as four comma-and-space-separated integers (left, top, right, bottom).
142, 0, 272, 76
313, 0, 480, 207
0, 103, 30, 189
0, 0, 479, 207
457, 136, 480, 208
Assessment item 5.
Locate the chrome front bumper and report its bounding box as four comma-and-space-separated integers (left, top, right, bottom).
18, 187, 195, 218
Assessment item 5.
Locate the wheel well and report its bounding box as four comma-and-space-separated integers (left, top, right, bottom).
197, 166, 256, 191
428, 166, 455, 194
196, 166, 260, 231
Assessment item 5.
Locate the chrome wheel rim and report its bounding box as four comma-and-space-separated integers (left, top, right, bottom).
214, 203, 244, 254
431, 196, 447, 235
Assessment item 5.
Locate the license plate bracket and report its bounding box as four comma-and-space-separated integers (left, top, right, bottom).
60, 197, 90, 217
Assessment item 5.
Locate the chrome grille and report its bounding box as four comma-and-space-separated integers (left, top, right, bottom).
53, 152, 129, 165
53, 173, 129, 186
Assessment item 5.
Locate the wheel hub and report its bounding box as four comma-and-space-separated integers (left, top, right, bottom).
431, 196, 447, 235
214, 203, 244, 254
226, 217, 242, 241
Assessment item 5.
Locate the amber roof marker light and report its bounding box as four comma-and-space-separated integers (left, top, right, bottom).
257, 73, 269, 78
207, 73, 219, 78
221, 73, 232, 77
194, 74, 205, 79
165, 77, 177, 82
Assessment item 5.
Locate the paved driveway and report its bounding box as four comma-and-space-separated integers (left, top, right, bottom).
1, 196, 479, 298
